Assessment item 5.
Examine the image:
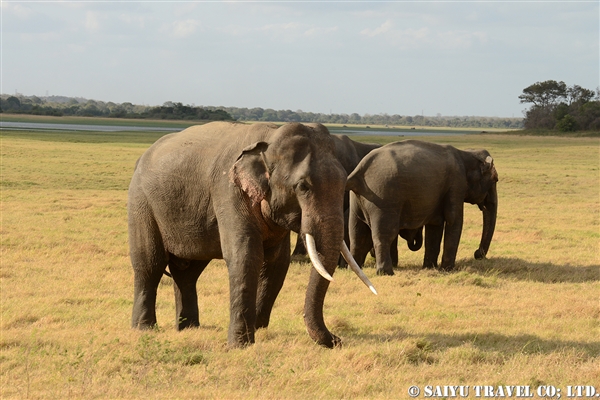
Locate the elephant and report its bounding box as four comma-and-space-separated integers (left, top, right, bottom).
347, 140, 498, 275
292, 134, 381, 261
128, 121, 375, 349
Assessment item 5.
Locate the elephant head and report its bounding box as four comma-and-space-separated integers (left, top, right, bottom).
463, 150, 499, 260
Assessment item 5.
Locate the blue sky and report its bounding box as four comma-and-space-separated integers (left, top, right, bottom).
2, 1, 598, 117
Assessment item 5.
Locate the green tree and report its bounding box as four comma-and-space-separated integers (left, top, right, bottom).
566, 85, 595, 106
5, 96, 21, 110
556, 114, 577, 132
519, 80, 567, 108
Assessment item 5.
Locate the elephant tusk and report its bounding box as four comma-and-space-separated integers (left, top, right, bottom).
305, 233, 334, 282
340, 241, 378, 295
485, 156, 493, 164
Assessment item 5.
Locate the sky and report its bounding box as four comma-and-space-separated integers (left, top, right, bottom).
2, 1, 598, 118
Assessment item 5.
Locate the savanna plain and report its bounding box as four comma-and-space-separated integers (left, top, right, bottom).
1, 124, 598, 399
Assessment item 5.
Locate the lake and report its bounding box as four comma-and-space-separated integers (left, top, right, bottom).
0, 121, 473, 136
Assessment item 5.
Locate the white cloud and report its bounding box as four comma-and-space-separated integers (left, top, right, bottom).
118, 14, 147, 29
258, 22, 338, 42
171, 19, 199, 38
260, 22, 302, 33
304, 26, 338, 37
360, 19, 488, 51
437, 30, 488, 50
85, 11, 100, 32
360, 20, 393, 38
2, 3, 33, 18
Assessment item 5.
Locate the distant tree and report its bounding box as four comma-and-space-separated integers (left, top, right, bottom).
556, 114, 577, 132
6, 96, 21, 110
520, 80, 599, 131
519, 80, 567, 108
566, 85, 595, 106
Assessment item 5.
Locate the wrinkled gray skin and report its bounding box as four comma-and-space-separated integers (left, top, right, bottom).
292, 134, 381, 265
128, 122, 347, 348
347, 140, 498, 275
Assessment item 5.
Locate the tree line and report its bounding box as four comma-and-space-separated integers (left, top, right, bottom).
519, 80, 600, 131
0, 96, 234, 121
206, 106, 524, 129
0, 94, 524, 129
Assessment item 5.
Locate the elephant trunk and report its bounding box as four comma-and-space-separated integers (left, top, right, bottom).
301, 214, 344, 348
407, 228, 423, 252
475, 183, 497, 259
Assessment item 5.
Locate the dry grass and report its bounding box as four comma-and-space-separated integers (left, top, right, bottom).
1, 130, 598, 399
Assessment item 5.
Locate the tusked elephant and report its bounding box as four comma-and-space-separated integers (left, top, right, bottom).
292, 134, 381, 262
128, 122, 375, 349
347, 140, 498, 275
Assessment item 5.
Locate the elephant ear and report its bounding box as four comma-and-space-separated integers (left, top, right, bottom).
480, 155, 499, 182
229, 142, 271, 206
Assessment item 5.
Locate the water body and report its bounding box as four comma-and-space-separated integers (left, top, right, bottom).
333, 129, 469, 137
1, 121, 471, 136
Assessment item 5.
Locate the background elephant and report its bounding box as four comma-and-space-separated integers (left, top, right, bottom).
292, 134, 381, 263
347, 140, 498, 275
128, 122, 370, 349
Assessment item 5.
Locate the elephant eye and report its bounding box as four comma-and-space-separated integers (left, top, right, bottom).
295, 181, 310, 194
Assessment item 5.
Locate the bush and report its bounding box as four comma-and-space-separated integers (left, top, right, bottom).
556, 115, 577, 132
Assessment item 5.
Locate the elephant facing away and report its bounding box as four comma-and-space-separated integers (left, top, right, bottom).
128, 122, 373, 348
292, 134, 381, 260
347, 140, 498, 275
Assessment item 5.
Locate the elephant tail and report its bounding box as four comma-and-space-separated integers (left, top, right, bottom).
346, 172, 381, 204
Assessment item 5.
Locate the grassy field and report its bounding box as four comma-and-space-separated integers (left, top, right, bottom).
1, 126, 598, 399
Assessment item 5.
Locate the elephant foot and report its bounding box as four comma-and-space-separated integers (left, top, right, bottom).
255, 314, 270, 330
307, 328, 342, 349
227, 332, 256, 349
177, 317, 200, 331
439, 263, 456, 272
376, 268, 394, 276
474, 249, 487, 260
132, 321, 157, 330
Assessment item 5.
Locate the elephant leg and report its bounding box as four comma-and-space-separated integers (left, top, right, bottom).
256, 235, 291, 330
222, 230, 263, 348
370, 213, 398, 276
423, 223, 443, 269
440, 206, 464, 271
132, 266, 165, 329
348, 211, 373, 268
129, 207, 168, 329
170, 258, 210, 330
390, 236, 399, 267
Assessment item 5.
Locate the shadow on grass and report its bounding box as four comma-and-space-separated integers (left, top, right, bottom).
418, 331, 599, 358
344, 326, 599, 360
453, 257, 599, 284
293, 254, 599, 283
